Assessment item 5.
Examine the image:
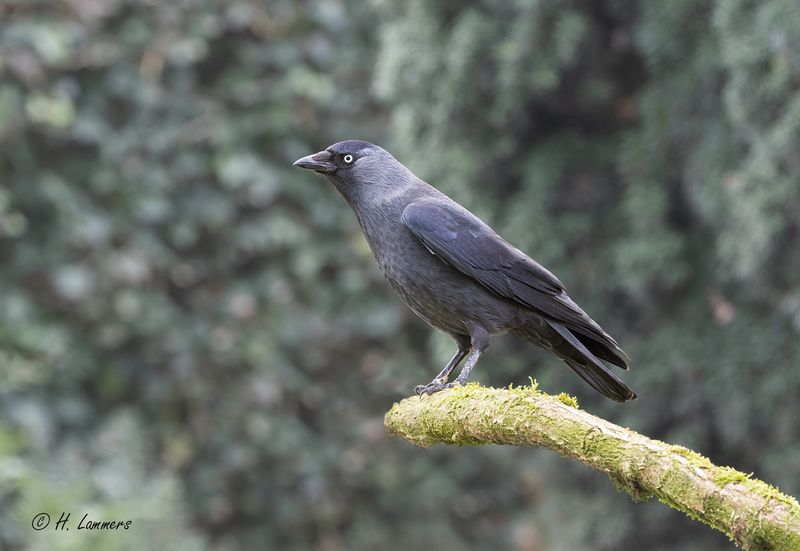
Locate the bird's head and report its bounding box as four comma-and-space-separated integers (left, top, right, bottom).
293, 140, 378, 175
293, 140, 415, 203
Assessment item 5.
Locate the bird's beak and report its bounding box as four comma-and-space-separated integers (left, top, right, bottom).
293, 150, 336, 174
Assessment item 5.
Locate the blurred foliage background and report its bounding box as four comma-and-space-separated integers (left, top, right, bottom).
1, 1, 799, 549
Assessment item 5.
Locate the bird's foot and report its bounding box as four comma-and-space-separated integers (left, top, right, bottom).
414, 378, 464, 396
414, 382, 445, 395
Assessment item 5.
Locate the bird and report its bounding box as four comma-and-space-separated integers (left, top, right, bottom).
294, 140, 636, 402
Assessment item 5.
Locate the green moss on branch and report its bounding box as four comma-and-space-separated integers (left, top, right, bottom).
384, 384, 800, 550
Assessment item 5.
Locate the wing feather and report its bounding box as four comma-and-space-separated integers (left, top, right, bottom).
401, 198, 627, 366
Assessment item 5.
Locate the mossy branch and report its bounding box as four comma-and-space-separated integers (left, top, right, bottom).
385, 384, 800, 550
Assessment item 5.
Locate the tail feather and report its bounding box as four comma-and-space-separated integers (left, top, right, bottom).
544, 319, 637, 402
574, 332, 629, 370
563, 358, 637, 403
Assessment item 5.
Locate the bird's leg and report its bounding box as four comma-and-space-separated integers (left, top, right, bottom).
414, 348, 468, 396
445, 350, 481, 388
447, 326, 489, 389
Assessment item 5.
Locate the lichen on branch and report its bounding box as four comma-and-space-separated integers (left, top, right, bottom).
384, 383, 800, 551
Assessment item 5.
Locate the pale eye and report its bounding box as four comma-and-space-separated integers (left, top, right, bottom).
343, 154, 354, 164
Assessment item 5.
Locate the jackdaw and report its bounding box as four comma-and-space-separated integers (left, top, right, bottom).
294, 140, 636, 402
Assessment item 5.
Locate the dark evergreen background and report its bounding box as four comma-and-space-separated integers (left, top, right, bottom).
1, 1, 798, 549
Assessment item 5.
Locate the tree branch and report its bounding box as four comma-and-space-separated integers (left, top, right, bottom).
384, 384, 800, 550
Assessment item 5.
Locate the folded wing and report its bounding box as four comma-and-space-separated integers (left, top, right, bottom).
401, 198, 629, 370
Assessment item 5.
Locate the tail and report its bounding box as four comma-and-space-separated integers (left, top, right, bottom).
531, 319, 637, 402
562, 358, 637, 403
574, 332, 630, 370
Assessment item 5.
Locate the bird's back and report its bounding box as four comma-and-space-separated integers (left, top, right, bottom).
349, 180, 528, 339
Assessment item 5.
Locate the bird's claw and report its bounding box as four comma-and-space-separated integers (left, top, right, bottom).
414, 381, 445, 395
414, 379, 462, 396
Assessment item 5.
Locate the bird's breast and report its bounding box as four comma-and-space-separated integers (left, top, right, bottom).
373, 227, 517, 337
351, 200, 519, 337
